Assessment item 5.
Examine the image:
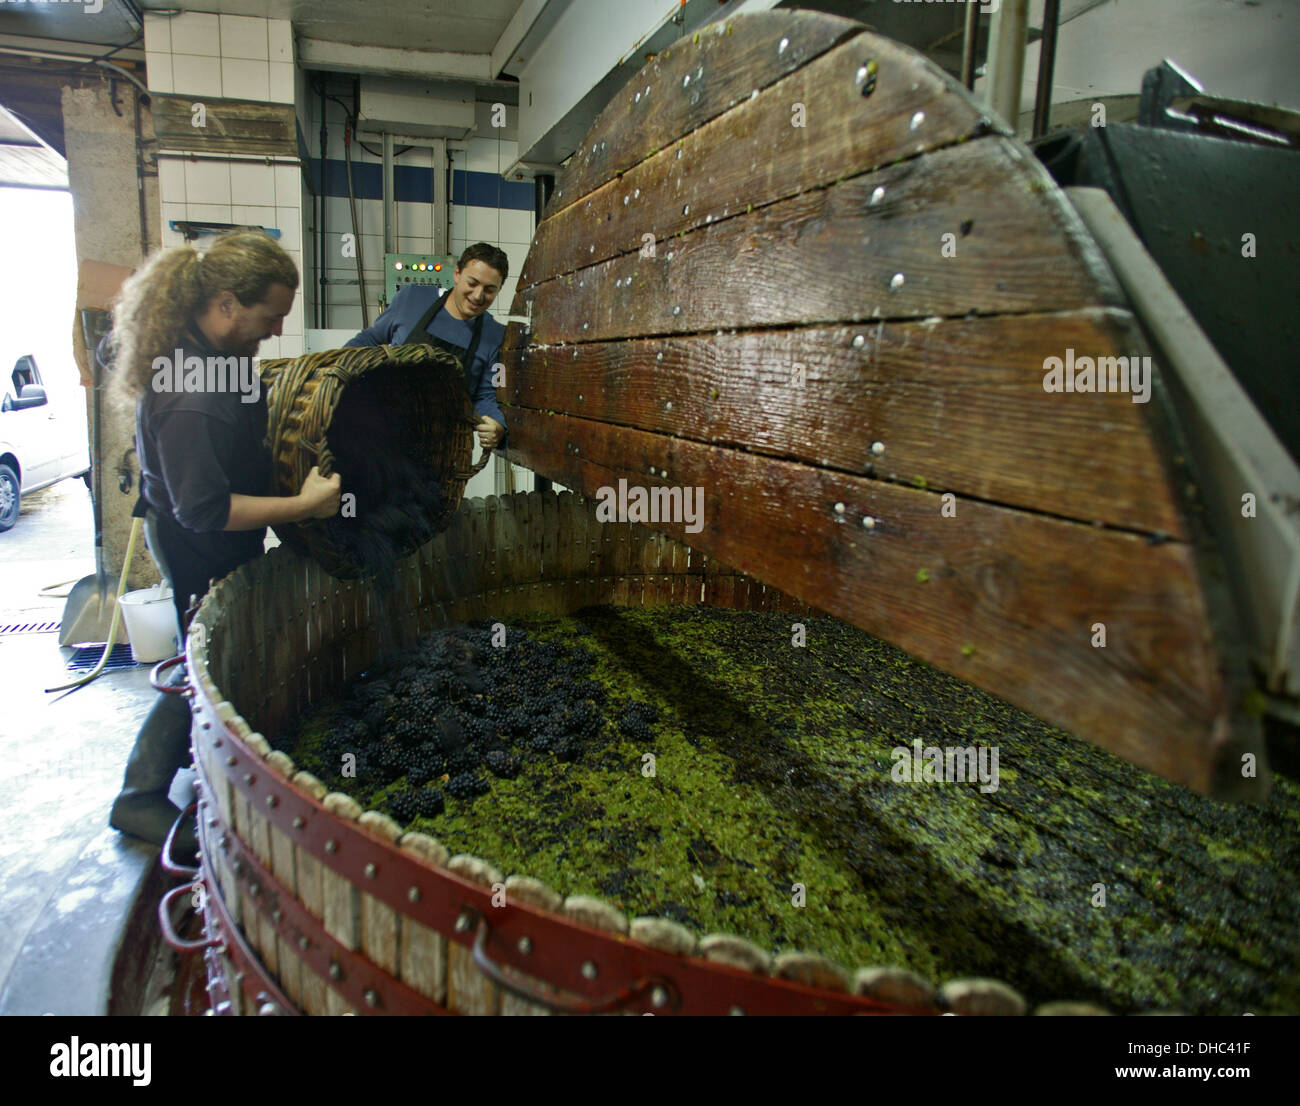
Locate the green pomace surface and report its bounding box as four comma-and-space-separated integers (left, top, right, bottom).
284, 605, 1300, 1015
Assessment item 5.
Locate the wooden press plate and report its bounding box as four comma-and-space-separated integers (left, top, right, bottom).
497, 10, 1264, 799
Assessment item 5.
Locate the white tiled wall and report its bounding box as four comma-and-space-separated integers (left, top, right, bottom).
146, 11, 304, 358
145, 11, 295, 104
304, 111, 535, 334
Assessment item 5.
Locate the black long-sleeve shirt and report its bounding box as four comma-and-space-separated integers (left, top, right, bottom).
135, 327, 270, 619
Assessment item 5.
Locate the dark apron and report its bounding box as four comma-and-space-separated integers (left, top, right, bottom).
406, 289, 484, 388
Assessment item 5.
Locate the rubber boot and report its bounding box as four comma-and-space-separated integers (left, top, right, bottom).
109, 687, 198, 862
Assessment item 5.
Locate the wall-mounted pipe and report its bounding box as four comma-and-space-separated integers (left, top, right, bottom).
985, 0, 1029, 134
382, 130, 395, 255
960, 0, 979, 91
1032, 0, 1063, 138
433, 138, 448, 259
318, 77, 327, 330
343, 118, 369, 327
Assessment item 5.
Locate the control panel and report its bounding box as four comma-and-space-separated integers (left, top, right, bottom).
384, 253, 457, 305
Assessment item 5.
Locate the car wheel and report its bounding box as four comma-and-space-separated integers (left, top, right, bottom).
0, 463, 19, 532
82, 470, 92, 490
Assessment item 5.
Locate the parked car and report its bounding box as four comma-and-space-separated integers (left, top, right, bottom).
0, 354, 90, 532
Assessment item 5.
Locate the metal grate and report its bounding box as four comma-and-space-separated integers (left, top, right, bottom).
64, 644, 144, 672
0, 619, 62, 636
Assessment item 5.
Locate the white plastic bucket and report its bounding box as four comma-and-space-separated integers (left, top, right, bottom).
117, 586, 181, 663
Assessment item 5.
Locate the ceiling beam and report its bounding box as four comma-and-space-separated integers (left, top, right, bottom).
296, 38, 494, 83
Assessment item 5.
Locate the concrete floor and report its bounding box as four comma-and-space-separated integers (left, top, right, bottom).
0, 478, 177, 1014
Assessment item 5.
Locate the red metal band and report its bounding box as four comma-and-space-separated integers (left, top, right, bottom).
197, 809, 298, 1016
200, 786, 451, 1016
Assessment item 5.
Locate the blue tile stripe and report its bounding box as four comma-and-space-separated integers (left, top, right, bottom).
308, 158, 533, 210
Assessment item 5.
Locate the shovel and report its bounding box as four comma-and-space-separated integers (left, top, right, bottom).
59, 310, 128, 647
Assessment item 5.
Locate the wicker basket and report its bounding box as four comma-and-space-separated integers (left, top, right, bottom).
259, 343, 491, 579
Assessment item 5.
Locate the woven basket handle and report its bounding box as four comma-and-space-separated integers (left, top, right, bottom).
453, 447, 494, 482
296, 436, 335, 480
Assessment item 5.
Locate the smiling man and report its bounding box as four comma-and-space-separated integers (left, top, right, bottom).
345, 242, 510, 452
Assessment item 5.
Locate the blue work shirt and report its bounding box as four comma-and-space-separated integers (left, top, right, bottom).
344, 285, 508, 450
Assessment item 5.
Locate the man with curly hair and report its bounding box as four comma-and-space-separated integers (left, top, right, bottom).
107, 232, 341, 856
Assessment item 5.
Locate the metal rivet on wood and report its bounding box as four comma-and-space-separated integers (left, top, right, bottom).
857, 58, 878, 95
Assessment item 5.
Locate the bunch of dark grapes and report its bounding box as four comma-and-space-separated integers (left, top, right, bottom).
485, 750, 521, 779
361, 699, 390, 734
387, 787, 445, 823
446, 772, 490, 800
406, 743, 445, 785
617, 699, 659, 741
570, 679, 607, 704
446, 745, 482, 775
373, 740, 409, 784
393, 716, 423, 748
565, 646, 597, 676
323, 716, 368, 757
464, 716, 495, 744
569, 701, 602, 739
437, 712, 468, 752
